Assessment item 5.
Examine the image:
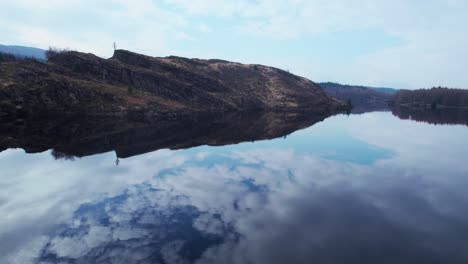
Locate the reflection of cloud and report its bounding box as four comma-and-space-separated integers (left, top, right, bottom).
194, 214, 225, 236
4, 236, 48, 264
0, 149, 189, 263
197, 185, 468, 264
34, 185, 222, 263
161, 240, 188, 264
49, 226, 112, 258
1, 112, 468, 263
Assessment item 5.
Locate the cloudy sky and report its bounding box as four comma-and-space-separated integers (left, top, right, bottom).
1, 0, 467, 89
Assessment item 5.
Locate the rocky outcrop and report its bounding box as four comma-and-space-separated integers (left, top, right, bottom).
0, 49, 347, 119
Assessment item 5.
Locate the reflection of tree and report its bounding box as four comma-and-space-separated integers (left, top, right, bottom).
392, 106, 468, 126
51, 149, 76, 161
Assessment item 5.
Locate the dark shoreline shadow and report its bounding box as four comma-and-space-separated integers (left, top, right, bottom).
391, 106, 468, 126
0, 110, 336, 159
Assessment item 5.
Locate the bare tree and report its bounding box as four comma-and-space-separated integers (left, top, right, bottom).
113, 42, 117, 51
45, 46, 71, 60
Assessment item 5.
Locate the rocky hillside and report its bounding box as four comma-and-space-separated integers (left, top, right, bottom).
0, 49, 346, 119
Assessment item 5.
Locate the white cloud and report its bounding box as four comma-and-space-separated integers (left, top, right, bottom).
164, 0, 468, 88
1, 0, 467, 87
0, 0, 187, 57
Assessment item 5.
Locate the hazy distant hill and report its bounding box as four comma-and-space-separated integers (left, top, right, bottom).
370, 87, 398, 95
319, 82, 396, 113
0, 44, 46, 60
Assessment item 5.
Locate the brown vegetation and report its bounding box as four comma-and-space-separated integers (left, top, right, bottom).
45, 46, 72, 60
0, 49, 348, 120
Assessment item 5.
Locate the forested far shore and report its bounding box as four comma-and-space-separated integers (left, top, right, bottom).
391, 87, 468, 109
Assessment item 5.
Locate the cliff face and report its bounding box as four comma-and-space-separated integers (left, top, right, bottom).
0, 49, 347, 119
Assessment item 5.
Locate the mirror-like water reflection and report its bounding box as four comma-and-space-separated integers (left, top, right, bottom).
0, 111, 330, 159
392, 106, 468, 126
1, 111, 468, 264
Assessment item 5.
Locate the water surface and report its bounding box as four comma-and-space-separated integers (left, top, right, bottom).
1, 111, 468, 264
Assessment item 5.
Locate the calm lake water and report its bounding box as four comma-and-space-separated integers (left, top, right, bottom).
1, 111, 468, 264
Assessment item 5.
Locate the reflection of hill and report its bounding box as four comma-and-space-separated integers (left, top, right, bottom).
349, 105, 391, 114
0, 111, 333, 159
392, 106, 468, 126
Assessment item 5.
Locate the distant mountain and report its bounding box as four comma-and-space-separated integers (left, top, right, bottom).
369, 87, 399, 95
319, 82, 397, 113
0, 44, 46, 60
